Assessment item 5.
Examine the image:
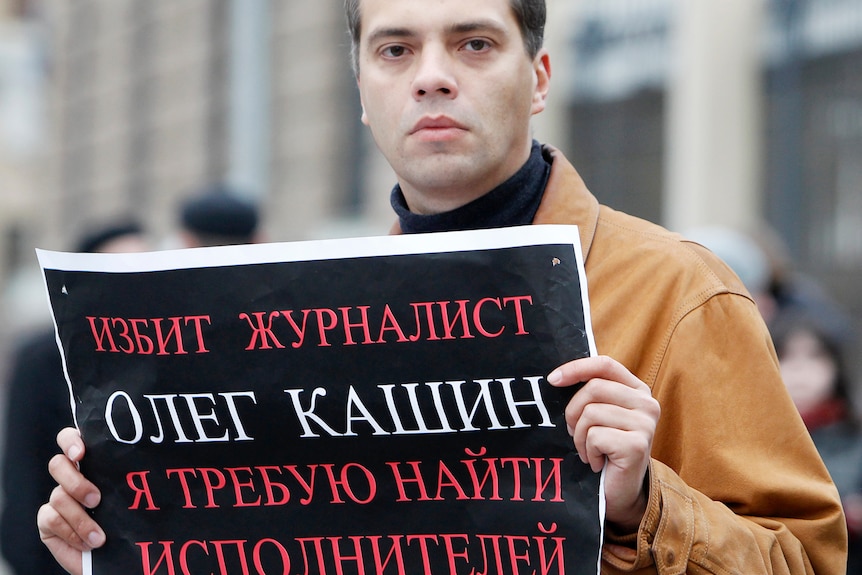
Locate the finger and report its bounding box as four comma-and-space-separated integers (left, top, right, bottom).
586, 425, 652, 468
38, 498, 87, 552
57, 427, 85, 462
38, 502, 88, 575
565, 377, 657, 421
48, 453, 101, 510
571, 399, 655, 438
40, 488, 105, 551
548, 356, 645, 391
569, 402, 656, 466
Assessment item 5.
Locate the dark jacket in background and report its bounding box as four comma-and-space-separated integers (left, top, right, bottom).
1, 329, 73, 575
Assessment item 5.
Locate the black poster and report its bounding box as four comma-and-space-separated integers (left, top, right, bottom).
38, 225, 603, 575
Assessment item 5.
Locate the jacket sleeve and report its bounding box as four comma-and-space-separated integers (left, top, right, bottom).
600, 293, 847, 575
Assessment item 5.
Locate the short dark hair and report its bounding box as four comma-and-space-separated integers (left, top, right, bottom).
344, 0, 546, 74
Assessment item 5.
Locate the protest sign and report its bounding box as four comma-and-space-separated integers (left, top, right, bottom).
38, 225, 603, 575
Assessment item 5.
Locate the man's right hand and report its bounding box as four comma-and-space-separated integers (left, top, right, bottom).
37, 427, 105, 575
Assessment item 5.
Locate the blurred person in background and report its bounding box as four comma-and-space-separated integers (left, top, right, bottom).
753, 225, 857, 349
771, 309, 862, 574
175, 184, 263, 248
688, 224, 856, 346
0, 218, 149, 575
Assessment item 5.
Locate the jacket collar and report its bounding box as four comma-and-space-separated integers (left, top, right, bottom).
388, 144, 601, 261
532, 145, 599, 261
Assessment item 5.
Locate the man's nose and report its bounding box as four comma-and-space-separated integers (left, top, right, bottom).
412, 46, 458, 100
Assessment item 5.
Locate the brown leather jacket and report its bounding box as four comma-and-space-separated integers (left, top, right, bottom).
535, 146, 846, 574
392, 145, 847, 574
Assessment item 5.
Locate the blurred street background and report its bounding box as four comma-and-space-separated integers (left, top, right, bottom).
0, 0, 860, 573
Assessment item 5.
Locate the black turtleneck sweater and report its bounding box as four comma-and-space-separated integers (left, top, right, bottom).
391, 141, 551, 234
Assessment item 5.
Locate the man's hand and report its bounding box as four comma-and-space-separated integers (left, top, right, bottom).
548, 356, 660, 531
36, 427, 105, 575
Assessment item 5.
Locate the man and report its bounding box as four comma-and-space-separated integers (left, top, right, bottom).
37, 1, 847, 573
176, 184, 263, 248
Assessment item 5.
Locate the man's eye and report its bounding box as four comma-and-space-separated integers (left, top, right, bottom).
382, 45, 406, 57
464, 39, 490, 52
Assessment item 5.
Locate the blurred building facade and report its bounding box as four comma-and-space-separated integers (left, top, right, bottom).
0, 0, 859, 342
563, 0, 862, 375
34, 0, 377, 250
0, 0, 45, 300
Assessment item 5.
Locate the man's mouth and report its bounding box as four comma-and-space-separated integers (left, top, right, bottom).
410, 116, 468, 141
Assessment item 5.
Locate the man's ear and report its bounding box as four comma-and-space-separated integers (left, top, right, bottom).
531, 49, 551, 116
357, 77, 370, 126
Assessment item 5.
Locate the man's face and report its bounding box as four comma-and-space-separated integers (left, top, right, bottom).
356, 0, 550, 215
779, 329, 837, 415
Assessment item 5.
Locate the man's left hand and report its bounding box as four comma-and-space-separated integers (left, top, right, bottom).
548, 356, 660, 532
